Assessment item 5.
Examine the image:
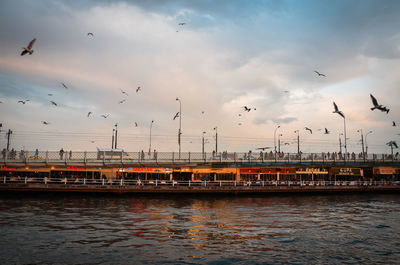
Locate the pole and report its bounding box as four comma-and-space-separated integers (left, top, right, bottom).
274, 125, 280, 160
214, 127, 218, 153
339, 134, 342, 154
278, 134, 282, 153
365, 131, 372, 155
176, 98, 182, 159
114, 124, 118, 149
295, 130, 300, 154
111, 129, 115, 149
343, 117, 347, 161
360, 130, 365, 159
149, 120, 154, 154
202, 132, 205, 159
6, 129, 12, 151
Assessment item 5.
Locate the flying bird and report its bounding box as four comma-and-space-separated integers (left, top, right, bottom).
256, 147, 271, 151
136, 86, 141, 93
178, 22, 186, 26
48, 94, 53, 96
387, 141, 398, 149
305, 127, 312, 134
101, 114, 109, 118
87, 32, 94, 37
173, 112, 180, 120
87, 112, 92, 117
238, 114, 242, 116
61, 83, 68, 89
284, 90, 289, 93
21, 38, 36, 56
91, 140, 95, 143
119, 99, 126, 104
242, 106, 251, 112
370, 94, 389, 113
324, 128, 330, 134
238, 123, 242, 126
50, 101, 57, 106
314, 70, 326, 77
120, 89, 128, 96
18, 100, 29, 104
201, 111, 205, 114
393, 121, 396, 127
41, 121, 50, 125
333, 102, 345, 118
134, 122, 138, 127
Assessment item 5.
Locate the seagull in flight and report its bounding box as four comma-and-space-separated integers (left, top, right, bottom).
87, 32, 94, 37
314, 70, 326, 77
256, 147, 271, 151
87, 112, 92, 117
370, 94, 389, 113
238, 123, 242, 126
393, 121, 396, 127
50, 101, 57, 106
173, 112, 180, 120
178, 22, 186, 26
305, 127, 312, 134
387, 141, 398, 149
18, 100, 29, 104
333, 102, 345, 118
21, 38, 36, 56
201, 111, 205, 114
134, 122, 138, 127
41, 121, 50, 125
136, 86, 141, 93
238, 114, 242, 116
48, 94, 53, 96
61, 83, 68, 89
120, 89, 128, 96
101, 114, 109, 118
242, 106, 251, 112
324, 128, 330, 134
119, 99, 126, 104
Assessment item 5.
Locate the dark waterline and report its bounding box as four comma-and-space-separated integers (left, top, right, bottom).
0, 193, 399, 264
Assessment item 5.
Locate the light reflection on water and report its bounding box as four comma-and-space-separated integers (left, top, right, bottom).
0, 194, 399, 264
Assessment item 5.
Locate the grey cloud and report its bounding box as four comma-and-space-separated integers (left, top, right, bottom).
272, 117, 297, 124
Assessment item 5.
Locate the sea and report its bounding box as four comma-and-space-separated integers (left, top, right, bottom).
0, 193, 399, 264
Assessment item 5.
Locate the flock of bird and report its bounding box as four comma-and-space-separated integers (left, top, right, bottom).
5, 24, 398, 150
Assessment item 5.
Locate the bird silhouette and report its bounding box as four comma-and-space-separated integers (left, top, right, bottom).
173, 112, 180, 120
387, 141, 398, 149
393, 121, 396, 127
41, 121, 50, 125
18, 100, 29, 104
324, 128, 330, 134
305, 127, 312, 134
284, 90, 289, 93
333, 102, 345, 118
370, 94, 389, 113
21, 38, 36, 56
87, 112, 92, 117
48, 94, 53, 96
314, 70, 326, 77
238, 123, 242, 126
119, 99, 126, 104
87, 32, 94, 37
256, 147, 271, 151
201, 111, 205, 114
136, 86, 141, 93
134, 122, 138, 127
120, 89, 128, 96
178, 22, 186, 26
50, 101, 57, 106
238, 114, 242, 116
242, 106, 251, 112
101, 114, 109, 118
91, 140, 95, 143
61, 83, 68, 89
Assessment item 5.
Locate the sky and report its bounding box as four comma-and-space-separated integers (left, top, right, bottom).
0, 0, 400, 154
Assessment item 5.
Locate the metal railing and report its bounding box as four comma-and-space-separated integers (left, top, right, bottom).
1, 150, 399, 165
2, 176, 399, 188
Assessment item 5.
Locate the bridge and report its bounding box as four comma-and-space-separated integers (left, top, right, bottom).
1, 150, 399, 167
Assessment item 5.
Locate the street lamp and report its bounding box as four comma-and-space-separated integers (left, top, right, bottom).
176, 97, 182, 159
213, 127, 218, 153
294, 130, 299, 154
339, 133, 343, 153
365, 131, 373, 154
149, 120, 154, 155
278, 133, 283, 153
202, 131, 206, 159
274, 125, 280, 159
357, 129, 365, 159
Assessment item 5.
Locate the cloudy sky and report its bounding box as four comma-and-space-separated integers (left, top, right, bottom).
0, 0, 399, 154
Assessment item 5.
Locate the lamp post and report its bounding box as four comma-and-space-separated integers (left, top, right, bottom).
357, 129, 365, 159
114, 123, 118, 149
294, 130, 300, 154
365, 131, 373, 155
202, 131, 206, 159
176, 98, 182, 159
339, 133, 343, 154
213, 127, 218, 153
111, 129, 115, 149
274, 125, 280, 160
149, 120, 154, 155
278, 133, 282, 153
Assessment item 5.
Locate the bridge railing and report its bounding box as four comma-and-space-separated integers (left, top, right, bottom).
1, 150, 399, 165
